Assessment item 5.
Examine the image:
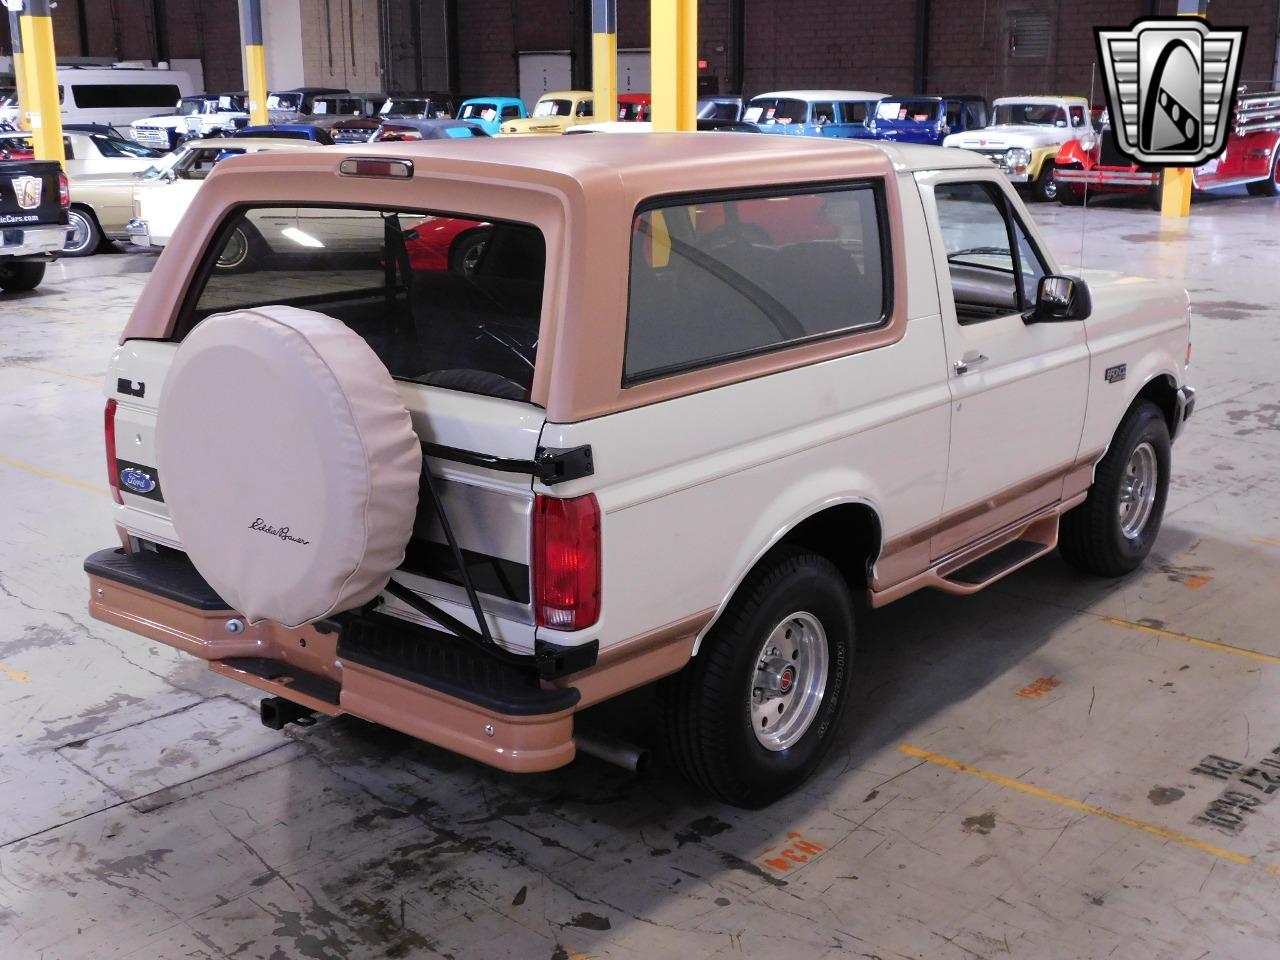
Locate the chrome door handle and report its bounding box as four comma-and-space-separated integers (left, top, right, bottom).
954, 353, 989, 375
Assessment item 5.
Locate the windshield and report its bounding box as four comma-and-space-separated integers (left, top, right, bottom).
93, 134, 162, 158
177, 98, 212, 116
697, 100, 739, 120
138, 148, 188, 181
533, 98, 572, 117
993, 102, 1067, 126
383, 98, 427, 117
744, 98, 808, 125
458, 102, 495, 120
876, 99, 939, 122
267, 93, 302, 111
617, 100, 647, 121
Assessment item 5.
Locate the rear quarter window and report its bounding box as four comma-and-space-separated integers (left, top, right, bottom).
625, 183, 889, 383
183, 205, 544, 403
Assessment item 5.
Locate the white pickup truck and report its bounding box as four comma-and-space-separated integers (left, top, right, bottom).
85, 134, 1194, 807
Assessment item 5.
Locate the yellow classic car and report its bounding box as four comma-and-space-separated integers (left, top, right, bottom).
499, 90, 594, 135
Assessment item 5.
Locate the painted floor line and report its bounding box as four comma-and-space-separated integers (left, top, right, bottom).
0, 662, 32, 683
1102, 617, 1280, 666
1250, 535, 1280, 547
16, 364, 103, 385
0, 454, 109, 496
899, 745, 1280, 876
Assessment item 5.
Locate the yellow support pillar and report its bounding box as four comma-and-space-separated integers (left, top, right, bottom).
17, 0, 65, 166
6, 8, 32, 131
651, 0, 697, 132
591, 0, 617, 124
1161, 1, 1206, 219
241, 0, 268, 126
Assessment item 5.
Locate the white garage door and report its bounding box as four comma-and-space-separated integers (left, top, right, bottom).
518, 52, 572, 110
618, 49, 650, 93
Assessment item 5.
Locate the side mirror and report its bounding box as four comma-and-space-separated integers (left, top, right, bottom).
1027, 274, 1091, 323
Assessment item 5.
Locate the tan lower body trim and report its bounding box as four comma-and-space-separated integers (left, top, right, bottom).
87, 572, 704, 774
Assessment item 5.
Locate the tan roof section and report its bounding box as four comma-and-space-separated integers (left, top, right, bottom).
124, 133, 956, 422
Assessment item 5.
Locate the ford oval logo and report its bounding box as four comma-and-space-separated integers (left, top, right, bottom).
120, 467, 156, 495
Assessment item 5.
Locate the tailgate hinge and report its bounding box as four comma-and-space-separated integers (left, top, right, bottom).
534, 445, 594, 485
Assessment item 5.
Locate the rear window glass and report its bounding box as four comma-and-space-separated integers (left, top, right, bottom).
71, 83, 181, 109
625, 184, 888, 382
187, 206, 543, 402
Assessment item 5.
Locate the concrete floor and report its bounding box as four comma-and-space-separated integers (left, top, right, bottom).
1, 187, 1279, 960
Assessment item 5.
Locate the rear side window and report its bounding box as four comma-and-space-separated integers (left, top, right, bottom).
186, 206, 544, 402
840, 101, 869, 123
625, 184, 889, 382
70, 84, 181, 109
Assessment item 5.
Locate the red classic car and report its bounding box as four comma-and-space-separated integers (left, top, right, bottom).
1055, 88, 1280, 207
617, 93, 651, 122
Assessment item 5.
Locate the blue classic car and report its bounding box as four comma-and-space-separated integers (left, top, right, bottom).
867, 95, 989, 146
456, 97, 528, 136
743, 90, 887, 139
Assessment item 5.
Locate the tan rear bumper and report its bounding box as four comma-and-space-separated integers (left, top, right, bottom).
86, 548, 702, 773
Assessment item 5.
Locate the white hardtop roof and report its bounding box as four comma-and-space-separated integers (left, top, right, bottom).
993, 95, 1090, 105
184, 137, 325, 151
752, 90, 888, 102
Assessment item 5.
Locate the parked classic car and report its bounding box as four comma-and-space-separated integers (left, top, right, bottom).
372, 119, 490, 142
617, 93, 651, 121
0, 125, 162, 178
127, 137, 322, 256
131, 93, 250, 150
944, 95, 1093, 201
1055, 89, 1280, 206
455, 96, 527, 136
86, 133, 1193, 807
380, 93, 460, 120
868, 95, 989, 145
500, 91, 594, 135
697, 95, 745, 122
266, 88, 383, 123
0, 157, 67, 290
745, 90, 887, 138
236, 123, 336, 144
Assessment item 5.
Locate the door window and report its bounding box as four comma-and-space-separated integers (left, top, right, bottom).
1069, 104, 1086, 127
812, 102, 837, 125
841, 101, 869, 124
933, 181, 1047, 323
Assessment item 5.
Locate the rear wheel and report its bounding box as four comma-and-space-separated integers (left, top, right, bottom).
1057, 183, 1085, 205
448, 227, 492, 276
63, 206, 103, 257
1060, 401, 1171, 577
1245, 153, 1280, 197
659, 548, 855, 808
0, 261, 46, 292
214, 225, 259, 273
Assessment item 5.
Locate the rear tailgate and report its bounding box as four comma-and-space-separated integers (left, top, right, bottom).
0, 160, 65, 228
106, 344, 544, 652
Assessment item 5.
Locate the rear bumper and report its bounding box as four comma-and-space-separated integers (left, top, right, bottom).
126, 218, 152, 247
85, 547, 700, 772
1, 223, 65, 258
1173, 385, 1196, 441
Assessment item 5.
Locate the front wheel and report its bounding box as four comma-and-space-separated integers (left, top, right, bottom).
1031, 162, 1058, 202
1059, 400, 1171, 577
658, 548, 855, 808
1245, 153, 1280, 197
0, 261, 46, 292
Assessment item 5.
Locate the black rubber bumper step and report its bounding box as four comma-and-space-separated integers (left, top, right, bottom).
220, 656, 341, 705
946, 538, 1048, 586
85, 546, 231, 611
337, 613, 581, 717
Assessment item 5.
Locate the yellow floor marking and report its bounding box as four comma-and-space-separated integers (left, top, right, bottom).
900, 745, 1262, 870
1102, 617, 1280, 666
0, 663, 32, 683
1250, 536, 1280, 547
0, 454, 108, 496
17, 365, 102, 385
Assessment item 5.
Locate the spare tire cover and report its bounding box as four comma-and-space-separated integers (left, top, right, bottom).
156, 305, 421, 627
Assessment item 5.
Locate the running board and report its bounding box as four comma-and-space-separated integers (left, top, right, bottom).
870, 506, 1071, 608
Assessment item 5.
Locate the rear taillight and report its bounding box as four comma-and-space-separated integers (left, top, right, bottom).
104, 398, 122, 504
58, 170, 70, 208
533, 493, 601, 631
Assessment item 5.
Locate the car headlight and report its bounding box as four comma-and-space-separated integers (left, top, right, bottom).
1004, 147, 1030, 169
1078, 135, 1097, 151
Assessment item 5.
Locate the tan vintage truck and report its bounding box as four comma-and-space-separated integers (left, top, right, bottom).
85, 133, 1194, 807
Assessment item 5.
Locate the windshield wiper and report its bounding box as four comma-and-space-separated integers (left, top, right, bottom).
947, 246, 1010, 260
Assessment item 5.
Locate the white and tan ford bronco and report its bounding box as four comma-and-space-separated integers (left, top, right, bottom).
85, 134, 1194, 807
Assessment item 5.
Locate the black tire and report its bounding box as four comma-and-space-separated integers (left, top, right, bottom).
63, 206, 103, 257
1060, 400, 1171, 577
658, 548, 855, 808
448, 227, 492, 276
1031, 162, 1058, 202
0, 261, 46, 292
1245, 154, 1280, 197
1057, 184, 1085, 206
214, 225, 259, 273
